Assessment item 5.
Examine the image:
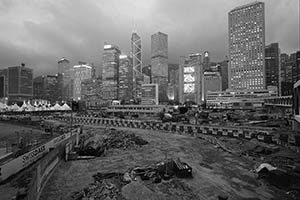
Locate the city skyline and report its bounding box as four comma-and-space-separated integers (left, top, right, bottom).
0, 0, 298, 76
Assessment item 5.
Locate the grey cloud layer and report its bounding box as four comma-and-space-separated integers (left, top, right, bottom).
0, 0, 298, 76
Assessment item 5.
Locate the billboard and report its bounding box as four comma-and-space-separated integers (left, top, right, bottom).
183, 66, 195, 94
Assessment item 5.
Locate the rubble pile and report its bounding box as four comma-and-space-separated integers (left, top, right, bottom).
70, 172, 127, 200
70, 158, 193, 200
78, 129, 148, 156
103, 130, 148, 150
125, 158, 192, 184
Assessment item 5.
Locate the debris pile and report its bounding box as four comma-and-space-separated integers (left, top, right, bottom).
78, 129, 148, 156
70, 172, 127, 200
125, 158, 192, 184
70, 158, 193, 200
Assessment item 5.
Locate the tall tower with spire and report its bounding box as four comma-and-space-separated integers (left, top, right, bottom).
130, 32, 143, 99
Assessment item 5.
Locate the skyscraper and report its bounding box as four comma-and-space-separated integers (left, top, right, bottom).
33, 76, 45, 100
228, 1, 265, 90
131, 32, 142, 73
280, 53, 293, 96
102, 43, 121, 102
44, 75, 60, 103
57, 57, 71, 101
8, 64, 33, 102
151, 32, 168, 103
203, 71, 222, 101
265, 43, 280, 91
179, 54, 203, 104
0, 69, 8, 99
293, 51, 300, 83
73, 64, 92, 101
119, 55, 133, 102
203, 51, 210, 71
168, 64, 179, 101
58, 57, 71, 74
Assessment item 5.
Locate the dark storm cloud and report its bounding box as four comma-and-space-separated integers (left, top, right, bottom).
0, 0, 298, 76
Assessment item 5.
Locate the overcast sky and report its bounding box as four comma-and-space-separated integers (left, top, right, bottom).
0, 0, 299, 76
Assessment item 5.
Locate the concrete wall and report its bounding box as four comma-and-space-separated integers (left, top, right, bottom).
27, 133, 77, 200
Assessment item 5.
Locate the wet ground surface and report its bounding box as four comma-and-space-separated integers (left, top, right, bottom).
40, 126, 293, 200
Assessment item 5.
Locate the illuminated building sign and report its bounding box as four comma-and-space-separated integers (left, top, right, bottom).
184, 67, 194, 73
184, 84, 195, 93
183, 66, 195, 94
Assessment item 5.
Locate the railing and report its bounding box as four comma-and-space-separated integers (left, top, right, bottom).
264, 95, 292, 107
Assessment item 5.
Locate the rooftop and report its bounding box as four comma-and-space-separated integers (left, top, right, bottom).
230, 1, 263, 12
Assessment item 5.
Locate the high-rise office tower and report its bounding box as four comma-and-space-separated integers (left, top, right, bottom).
131, 32, 142, 73
179, 54, 203, 104
151, 32, 168, 103
265, 43, 280, 91
280, 53, 293, 96
57, 57, 71, 101
0, 69, 8, 99
203, 71, 222, 101
33, 76, 45, 100
102, 43, 121, 102
8, 64, 33, 102
130, 32, 143, 100
44, 75, 60, 103
293, 51, 300, 83
168, 64, 179, 101
203, 51, 210, 71
142, 65, 152, 83
58, 57, 71, 74
228, 1, 265, 90
72, 64, 92, 101
119, 55, 133, 102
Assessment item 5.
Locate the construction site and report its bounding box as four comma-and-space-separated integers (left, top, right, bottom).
0, 103, 299, 200
40, 124, 300, 200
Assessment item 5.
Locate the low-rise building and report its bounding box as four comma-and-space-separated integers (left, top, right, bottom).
141, 84, 159, 105
293, 79, 300, 131
206, 88, 278, 109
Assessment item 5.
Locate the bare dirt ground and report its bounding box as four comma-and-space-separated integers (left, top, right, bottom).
41, 126, 290, 200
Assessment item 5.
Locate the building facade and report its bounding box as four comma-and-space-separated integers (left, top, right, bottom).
72, 64, 92, 101
57, 58, 72, 101
33, 76, 45, 100
228, 1, 265, 90
0, 69, 8, 99
102, 44, 121, 102
8, 64, 33, 102
151, 32, 168, 103
280, 53, 298, 96
141, 84, 159, 105
131, 32, 142, 73
265, 43, 280, 91
81, 78, 104, 109
179, 53, 203, 104
293, 79, 300, 131
142, 65, 152, 83
168, 63, 179, 101
207, 88, 278, 109
119, 55, 134, 102
203, 71, 222, 101
203, 51, 210, 71
44, 75, 60, 103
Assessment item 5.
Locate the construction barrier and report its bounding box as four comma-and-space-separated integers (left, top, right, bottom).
52, 116, 297, 146
0, 128, 79, 182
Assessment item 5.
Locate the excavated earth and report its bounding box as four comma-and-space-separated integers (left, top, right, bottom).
40, 126, 298, 200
